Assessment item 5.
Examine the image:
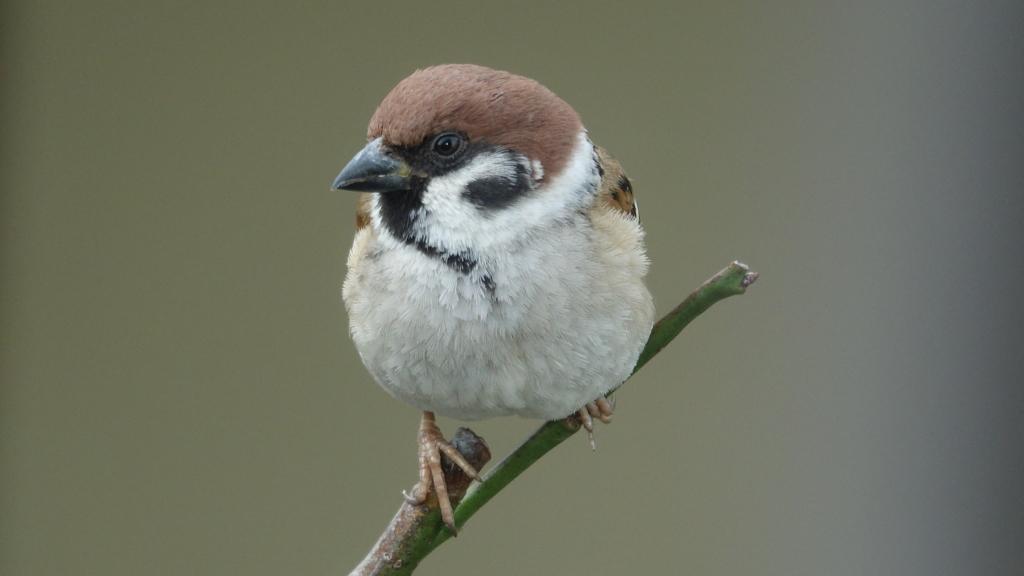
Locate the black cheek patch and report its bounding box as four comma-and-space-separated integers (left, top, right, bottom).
462, 162, 532, 210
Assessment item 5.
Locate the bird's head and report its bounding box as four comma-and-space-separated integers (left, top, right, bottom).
333, 64, 601, 256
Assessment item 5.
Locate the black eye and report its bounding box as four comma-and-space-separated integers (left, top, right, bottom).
432, 133, 462, 157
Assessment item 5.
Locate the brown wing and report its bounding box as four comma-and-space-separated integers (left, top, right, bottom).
594, 146, 638, 219
355, 192, 373, 230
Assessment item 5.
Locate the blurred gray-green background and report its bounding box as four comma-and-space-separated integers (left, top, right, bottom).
2, 2, 1022, 575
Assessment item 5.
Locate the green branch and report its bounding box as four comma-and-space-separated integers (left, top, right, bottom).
349, 261, 758, 575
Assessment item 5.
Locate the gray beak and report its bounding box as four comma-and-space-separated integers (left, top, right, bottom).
332, 137, 418, 193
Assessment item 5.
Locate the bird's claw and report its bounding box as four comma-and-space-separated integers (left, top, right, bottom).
406, 411, 480, 536
576, 396, 616, 450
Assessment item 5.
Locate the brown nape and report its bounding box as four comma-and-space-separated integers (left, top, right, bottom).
368, 64, 583, 182
594, 146, 637, 218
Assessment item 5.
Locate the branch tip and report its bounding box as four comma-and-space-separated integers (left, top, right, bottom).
741, 271, 758, 289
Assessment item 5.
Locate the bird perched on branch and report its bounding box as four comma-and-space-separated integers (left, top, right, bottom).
333, 64, 655, 534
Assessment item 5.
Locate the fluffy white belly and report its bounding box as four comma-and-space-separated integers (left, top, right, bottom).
343, 216, 654, 421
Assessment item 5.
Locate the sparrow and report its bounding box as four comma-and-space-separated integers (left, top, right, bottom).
333, 64, 655, 534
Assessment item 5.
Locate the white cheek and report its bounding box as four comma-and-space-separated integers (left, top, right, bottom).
415, 151, 519, 252
413, 131, 598, 258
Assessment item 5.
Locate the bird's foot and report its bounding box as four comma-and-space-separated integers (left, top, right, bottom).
575, 396, 616, 450
402, 411, 480, 536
